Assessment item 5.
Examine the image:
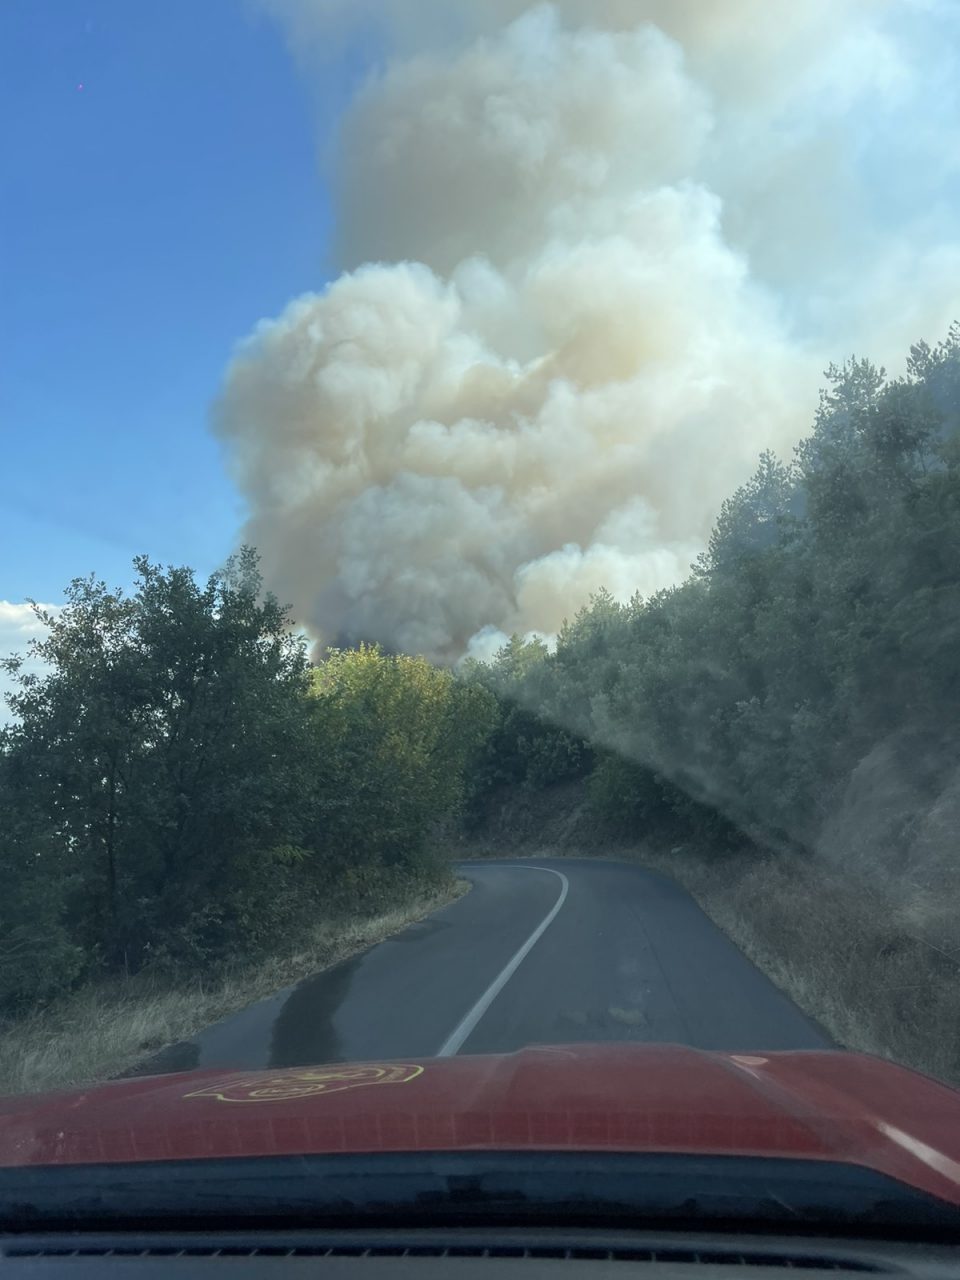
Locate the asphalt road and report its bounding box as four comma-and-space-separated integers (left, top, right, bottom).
141, 859, 830, 1076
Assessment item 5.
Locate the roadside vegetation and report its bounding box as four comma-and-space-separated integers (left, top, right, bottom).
3, 327, 959, 1090
0, 555, 493, 1089
0, 880, 464, 1096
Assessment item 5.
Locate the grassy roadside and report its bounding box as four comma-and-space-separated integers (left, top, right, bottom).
0, 878, 468, 1097
625, 847, 960, 1087
458, 781, 960, 1087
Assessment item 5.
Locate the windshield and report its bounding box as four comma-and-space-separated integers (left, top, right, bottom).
2, 0, 960, 1242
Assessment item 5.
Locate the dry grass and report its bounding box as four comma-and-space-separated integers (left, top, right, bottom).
637, 848, 960, 1085
0, 879, 468, 1097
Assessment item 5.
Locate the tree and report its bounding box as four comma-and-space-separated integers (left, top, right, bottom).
0, 745, 85, 1007
2, 548, 315, 973
307, 646, 496, 894
464, 327, 960, 862
461, 634, 591, 806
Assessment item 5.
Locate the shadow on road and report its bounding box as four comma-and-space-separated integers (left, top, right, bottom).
268, 952, 363, 1068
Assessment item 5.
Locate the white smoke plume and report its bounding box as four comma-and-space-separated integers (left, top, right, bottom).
216, 0, 960, 661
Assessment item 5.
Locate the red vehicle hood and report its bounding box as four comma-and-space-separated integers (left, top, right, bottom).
1, 1045, 959, 1208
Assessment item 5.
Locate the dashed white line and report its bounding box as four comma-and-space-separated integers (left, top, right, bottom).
436, 865, 569, 1057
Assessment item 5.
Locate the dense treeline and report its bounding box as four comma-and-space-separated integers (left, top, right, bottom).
4, 327, 958, 1013
465, 327, 960, 866
0, 550, 495, 1008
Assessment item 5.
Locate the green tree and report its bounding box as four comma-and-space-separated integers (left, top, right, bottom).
461, 634, 591, 808
465, 327, 960, 862
0, 746, 85, 1007
308, 645, 496, 897
2, 548, 315, 973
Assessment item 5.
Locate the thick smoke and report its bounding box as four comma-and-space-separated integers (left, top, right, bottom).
217, 0, 960, 661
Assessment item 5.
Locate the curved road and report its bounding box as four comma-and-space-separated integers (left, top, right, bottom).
142, 859, 829, 1075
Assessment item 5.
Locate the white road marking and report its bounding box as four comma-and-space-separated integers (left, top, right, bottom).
436, 865, 570, 1057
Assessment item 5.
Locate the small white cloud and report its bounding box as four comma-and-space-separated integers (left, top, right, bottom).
0, 601, 57, 645
0, 601, 60, 724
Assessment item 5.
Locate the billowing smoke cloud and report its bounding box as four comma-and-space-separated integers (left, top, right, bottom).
217, 0, 960, 661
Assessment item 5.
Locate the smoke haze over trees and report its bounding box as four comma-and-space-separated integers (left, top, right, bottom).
465, 327, 960, 893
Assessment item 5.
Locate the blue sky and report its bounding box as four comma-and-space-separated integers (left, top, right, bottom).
1, 0, 337, 604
